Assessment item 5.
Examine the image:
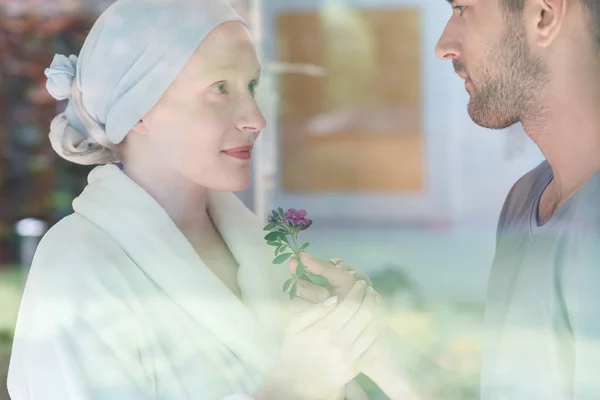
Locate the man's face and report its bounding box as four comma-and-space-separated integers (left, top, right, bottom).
435, 0, 546, 129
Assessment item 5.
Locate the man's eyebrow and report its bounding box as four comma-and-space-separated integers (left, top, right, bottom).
446, 0, 455, 5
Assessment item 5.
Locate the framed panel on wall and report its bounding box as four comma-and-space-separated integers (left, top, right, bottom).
277, 7, 424, 193
255, 0, 455, 226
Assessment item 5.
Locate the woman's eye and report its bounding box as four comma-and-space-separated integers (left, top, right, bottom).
249, 81, 259, 97
211, 82, 228, 94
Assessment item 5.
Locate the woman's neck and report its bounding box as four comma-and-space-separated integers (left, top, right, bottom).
122, 162, 212, 233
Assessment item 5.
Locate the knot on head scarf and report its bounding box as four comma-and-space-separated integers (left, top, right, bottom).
45, 0, 247, 165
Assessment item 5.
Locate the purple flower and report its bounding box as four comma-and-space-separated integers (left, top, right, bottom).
283, 208, 310, 226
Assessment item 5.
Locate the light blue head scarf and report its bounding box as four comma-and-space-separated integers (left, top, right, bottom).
45, 0, 247, 165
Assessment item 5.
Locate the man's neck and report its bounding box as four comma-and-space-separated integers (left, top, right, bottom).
522, 79, 600, 205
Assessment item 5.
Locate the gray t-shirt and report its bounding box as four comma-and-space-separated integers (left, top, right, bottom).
481, 160, 600, 400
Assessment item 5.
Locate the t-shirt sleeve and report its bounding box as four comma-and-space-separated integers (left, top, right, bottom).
560, 232, 600, 399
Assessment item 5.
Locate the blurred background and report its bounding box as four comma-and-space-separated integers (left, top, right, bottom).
0, 0, 545, 398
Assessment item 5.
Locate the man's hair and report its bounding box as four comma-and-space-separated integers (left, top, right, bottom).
499, 0, 524, 11
500, 0, 600, 47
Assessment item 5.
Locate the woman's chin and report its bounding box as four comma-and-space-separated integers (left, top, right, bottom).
209, 175, 251, 192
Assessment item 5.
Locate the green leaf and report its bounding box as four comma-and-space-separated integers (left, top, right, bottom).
279, 235, 290, 245
299, 220, 313, 231
263, 223, 278, 231
290, 281, 298, 299
274, 246, 280, 256
266, 241, 279, 247
278, 228, 288, 234
296, 262, 306, 278
273, 253, 293, 264
271, 210, 279, 219
283, 278, 293, 292
305, 272, 330, 287
278, 207, 285, 216
299, 242, 309, 252
264, 231, 284, 242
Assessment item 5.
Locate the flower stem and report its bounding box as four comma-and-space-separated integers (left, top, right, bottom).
290, 230, 299, 252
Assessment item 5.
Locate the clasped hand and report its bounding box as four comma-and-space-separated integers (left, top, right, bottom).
277, 253, 385, 398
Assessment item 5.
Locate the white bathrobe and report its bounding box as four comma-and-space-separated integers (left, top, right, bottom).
7, 164, 365, 399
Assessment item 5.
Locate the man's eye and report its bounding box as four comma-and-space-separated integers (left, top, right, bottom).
453, 5, 466, 15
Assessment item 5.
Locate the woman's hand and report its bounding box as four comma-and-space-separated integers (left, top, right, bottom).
289, 253, 371, 301
290, 253, 421, 400
255, 280, 378, 400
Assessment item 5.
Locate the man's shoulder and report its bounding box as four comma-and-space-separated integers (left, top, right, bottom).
510, 160, 551, 197
501, 161, 551, 217
493, 161, 551, 242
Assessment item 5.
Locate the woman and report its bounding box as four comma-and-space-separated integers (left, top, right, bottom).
6, 0, 407, 399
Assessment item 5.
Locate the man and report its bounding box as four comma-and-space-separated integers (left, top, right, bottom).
436, 0, 600, 398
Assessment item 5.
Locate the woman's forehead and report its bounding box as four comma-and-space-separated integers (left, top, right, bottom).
187, 28, 259, 77
199, 21, 253, 55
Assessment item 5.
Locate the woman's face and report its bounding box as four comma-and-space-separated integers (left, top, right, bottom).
132, 21, 265, 192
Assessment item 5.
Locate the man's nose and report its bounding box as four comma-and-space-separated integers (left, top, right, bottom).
435, 23, 461, 61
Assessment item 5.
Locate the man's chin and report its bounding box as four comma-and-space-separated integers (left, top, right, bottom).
467, 107, 520, 130
466, 101, 490, 128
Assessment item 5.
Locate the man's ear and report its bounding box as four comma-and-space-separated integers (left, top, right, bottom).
528, 0, 567, 48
